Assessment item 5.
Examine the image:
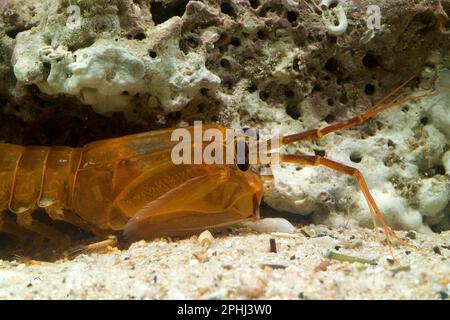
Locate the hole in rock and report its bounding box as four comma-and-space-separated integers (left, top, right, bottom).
365, 84, 375, 95
387, 139, 396, 148
134, 32, 146, 40
420, 117, 429, 125
259, 91, 270, 101
287, 11, 299, 24
339, 95, 349, 104
249, 0, 260, 9
197, 103, 205, 113
257, 29, 268, 40
179, 36, 199, 54
221, 2, 236, 17
200, 88, 209, 96
220, 58, 231, 68
293, 58, 301, 72
362, 54, 379, 68
284, 87, 294, 98
286, 105, 301, 120
325, 57, 339, 73
350, 152, 363, 163
247, 83, 258, 93
150, 0, 189, 25
6, 26, 29, 39
314, 149, 326, 157
230, 37, 241, 47
324, 114, 335, 124
434, 165, 446, 175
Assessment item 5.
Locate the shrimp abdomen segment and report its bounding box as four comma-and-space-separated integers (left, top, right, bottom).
0, 144, 25, 212
39, 147, 80, 210
0, 144, 80, 213
8, 147, 49, 214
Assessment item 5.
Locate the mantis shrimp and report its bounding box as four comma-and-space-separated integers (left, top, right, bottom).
0, 76, 430, 259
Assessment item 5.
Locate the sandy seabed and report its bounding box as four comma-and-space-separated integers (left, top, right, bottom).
0, 224, 448, 300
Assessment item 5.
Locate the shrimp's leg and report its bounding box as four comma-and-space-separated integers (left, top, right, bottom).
69, 235, 118, 257
16, 211, 70, 249
45, 207, 116, 257
45, 206, 106, 236
1, 212, 49, 258
0, 212, 35, 242
278, 77, 432, 146
279, 154, 416, 259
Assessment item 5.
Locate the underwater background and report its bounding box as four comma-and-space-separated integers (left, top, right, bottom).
0, 0, 448, 299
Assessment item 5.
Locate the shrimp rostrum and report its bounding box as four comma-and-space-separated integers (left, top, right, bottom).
0, 77, 429, 259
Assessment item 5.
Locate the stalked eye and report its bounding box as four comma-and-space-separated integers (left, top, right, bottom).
235, 137, 251, 171
237, 163, 250, 171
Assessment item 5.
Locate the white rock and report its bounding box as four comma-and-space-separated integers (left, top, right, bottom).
12, 15, 220, 115
242, 218, 296, 234
443, 151, 450, 174
417, 177, 450, 223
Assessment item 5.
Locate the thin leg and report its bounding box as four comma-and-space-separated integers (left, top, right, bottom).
69, 235, 118, 258
279, 77, 433, 145
282, 93, 431, 144
43, 206, 113, 259
280, 154, 415, 258
0, 213, 36, 242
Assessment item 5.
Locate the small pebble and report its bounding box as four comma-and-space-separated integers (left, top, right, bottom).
192, 250, 209, 263
437, 291, 449, 300
433, 246, 442, 255
387, 258, 395, 265
239, 273, 267, 298
307, 236, 337, 250
269, 238, 277, 253
406, 231, 417, 240
343, 239, 363, 249
314, 260, 332, 272
198, 230, 214, 246
261, 264, 288, 270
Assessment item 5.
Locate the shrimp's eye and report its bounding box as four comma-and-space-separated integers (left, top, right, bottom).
235, 138, 251, 171
237, 163, 251, 171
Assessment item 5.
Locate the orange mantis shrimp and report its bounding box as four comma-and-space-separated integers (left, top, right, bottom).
0, 76, 430, 259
